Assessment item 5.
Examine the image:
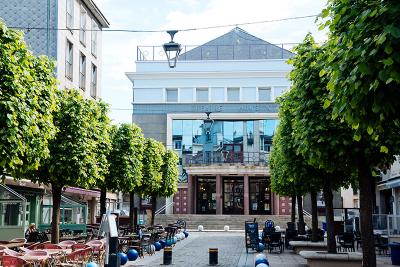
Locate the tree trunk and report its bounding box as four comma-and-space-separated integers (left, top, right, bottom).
100, 188, 107, 217
291, 194, 297, 223
310, 191, 319, 242
297, 195, 305, 235
359, 161, 376, 267
151, 196, 157, 226
51, 184, 62, 244
323, 185, 336, 253
129, 192, 135, 229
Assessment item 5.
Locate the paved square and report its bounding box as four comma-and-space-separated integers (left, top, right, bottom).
128, 231, 394, 267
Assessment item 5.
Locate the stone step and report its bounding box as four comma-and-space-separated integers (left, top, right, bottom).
155, 214, 315, 230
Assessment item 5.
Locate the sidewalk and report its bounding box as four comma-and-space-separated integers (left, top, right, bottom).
127, 231, 394, 267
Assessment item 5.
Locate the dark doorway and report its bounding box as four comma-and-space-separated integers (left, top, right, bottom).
223, 177, 244, 214
196, 177, 216, 214
249, 177, 272, 215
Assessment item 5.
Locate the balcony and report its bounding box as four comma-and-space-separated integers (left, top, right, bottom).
137, 43, 295, 61
184, 151, 269, 166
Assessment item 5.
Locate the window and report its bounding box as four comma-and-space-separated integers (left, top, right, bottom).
79, 53, 86, 90
166, 88, 178, 102
91, 64, 97, 98
79, 8, 86, 44
196, 88, 208, 102
258, 87, 271, 101
174, 140, 182, 150
66, 0, 74, 29
65, 40, 73, 80
91, 20, 98, 56
227, 87, 240, 101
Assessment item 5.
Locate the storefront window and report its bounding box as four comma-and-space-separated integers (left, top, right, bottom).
249, 178, 271, 214
197, 178, 216, 214
223, 178, 244, 214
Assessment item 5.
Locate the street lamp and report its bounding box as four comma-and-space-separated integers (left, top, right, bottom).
163, 30, 182, 68
203, 112, 214, 141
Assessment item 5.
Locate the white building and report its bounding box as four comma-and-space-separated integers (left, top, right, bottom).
126, 27, 295, 217
0, 0, 109, 99
0, 0, 112, 230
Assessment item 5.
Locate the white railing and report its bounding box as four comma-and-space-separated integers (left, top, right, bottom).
155, 202, 175, 216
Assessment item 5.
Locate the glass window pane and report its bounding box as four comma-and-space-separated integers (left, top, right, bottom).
227, 88, 240, 101
172, 120, 183, 136
196, 88, 208, 102
259, 87, 271, 101
233, 121, 243, 143
223, 121, 234, 143
166, 89, 178, 102
182, 120, 193, 151
210, 87, 224, 102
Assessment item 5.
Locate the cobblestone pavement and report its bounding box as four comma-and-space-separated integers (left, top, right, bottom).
127, 231, 394, 267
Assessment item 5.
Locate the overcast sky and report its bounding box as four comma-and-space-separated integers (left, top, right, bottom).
95, 0, 328, 124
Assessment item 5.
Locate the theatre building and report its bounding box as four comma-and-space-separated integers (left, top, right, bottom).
126, 27, 293, 216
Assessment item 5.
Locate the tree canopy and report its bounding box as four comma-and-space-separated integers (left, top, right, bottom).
0, 21, 57, 176
139, 138, 166, 197
104, 123, 144, 193
159, 150, 179, 198
322, 0, 400, 158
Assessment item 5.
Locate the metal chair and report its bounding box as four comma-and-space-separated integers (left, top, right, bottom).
337, 232, 355, 252
267, 232, 284, 253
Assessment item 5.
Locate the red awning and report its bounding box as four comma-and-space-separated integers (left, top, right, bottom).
64, 187, 100, 197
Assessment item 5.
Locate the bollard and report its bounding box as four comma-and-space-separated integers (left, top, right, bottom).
209, 248, 218, 265
163, 247, 172, 265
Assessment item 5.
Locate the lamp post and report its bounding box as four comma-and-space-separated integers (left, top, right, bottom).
203, 112, 214, 141
163, 30, 182, 68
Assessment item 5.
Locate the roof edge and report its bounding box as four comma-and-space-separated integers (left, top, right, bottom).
83, 0, 110, 28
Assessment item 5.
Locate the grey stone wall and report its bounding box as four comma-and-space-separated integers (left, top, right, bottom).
132, 114, 167, 144
133, 102, 279, 115
0, 0, 58, 59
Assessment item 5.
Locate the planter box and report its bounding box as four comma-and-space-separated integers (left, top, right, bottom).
289, 241, 327, 254
299, 251, 362, 267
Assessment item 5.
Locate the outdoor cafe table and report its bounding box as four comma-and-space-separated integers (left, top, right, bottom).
4, 242, 33, 249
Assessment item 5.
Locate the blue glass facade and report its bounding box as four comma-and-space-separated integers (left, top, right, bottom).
173, 119, 278, 183
173, 119, 278, 153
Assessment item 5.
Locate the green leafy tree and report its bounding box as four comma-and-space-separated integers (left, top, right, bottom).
287, 34, 357, 252
99, 123, 144, 227
28, 89, 111, 243
138, 138, 165, 225
320, 3, 400, 265
270, 94, 322, 238
0, 21, 57, 177
160, 150, 179, 198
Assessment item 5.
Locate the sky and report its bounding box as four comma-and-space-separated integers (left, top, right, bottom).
95, 0, 329, 124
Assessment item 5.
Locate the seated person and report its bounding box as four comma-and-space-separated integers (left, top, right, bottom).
25, 223, 39, 242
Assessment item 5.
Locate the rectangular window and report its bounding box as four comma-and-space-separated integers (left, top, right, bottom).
91, 64, 97, 98
79, 8, 86, 45
91, 20, 98, 56
65, 40, 73, 80
258, 87, 271, 101
79, 53, 86, 90
227, 87, 240, 101
196, 88, 209, 102
166, 88, 178, 102
66, 0, 74, 29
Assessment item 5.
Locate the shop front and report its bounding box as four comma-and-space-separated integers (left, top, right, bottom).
189, 175, 273, 215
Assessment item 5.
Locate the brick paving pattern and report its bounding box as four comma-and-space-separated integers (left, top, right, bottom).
128, 231, 394, 267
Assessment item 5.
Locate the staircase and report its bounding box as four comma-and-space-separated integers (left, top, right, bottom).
155, 214, 312, 230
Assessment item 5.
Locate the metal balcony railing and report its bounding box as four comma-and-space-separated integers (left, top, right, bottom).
137, 43, 296, 61
184, 151, 269, 166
